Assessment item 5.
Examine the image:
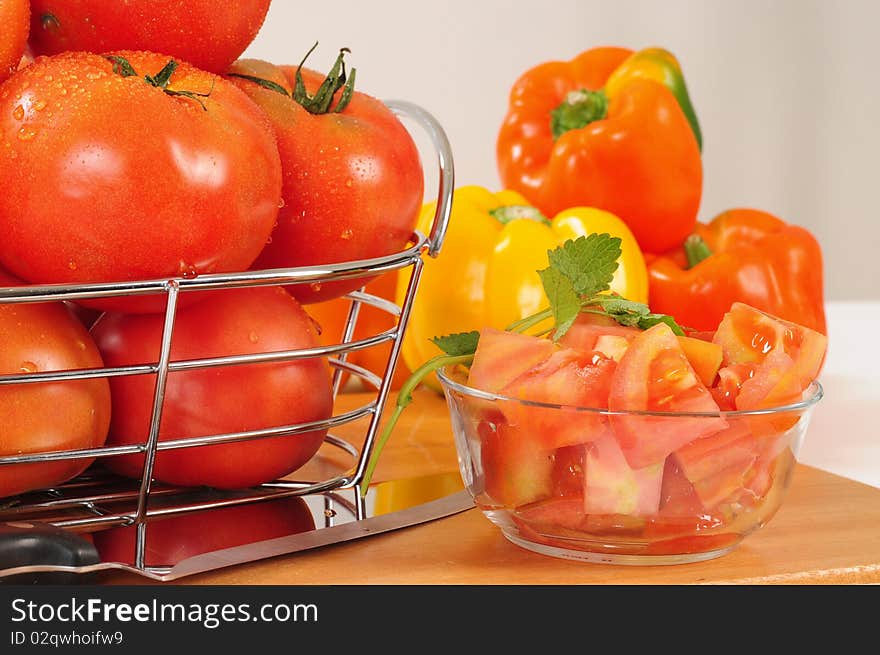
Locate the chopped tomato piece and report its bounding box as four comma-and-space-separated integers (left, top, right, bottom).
609, 323, 728, 468
468, 328, 555, 393
501, 348, 616, 449
584, 433, 664, 516
480, 421, 553, 507
677, 336, 723, 387
559, 313, 640, 352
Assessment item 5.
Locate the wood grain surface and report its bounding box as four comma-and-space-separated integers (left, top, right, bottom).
97, 389, 880, 585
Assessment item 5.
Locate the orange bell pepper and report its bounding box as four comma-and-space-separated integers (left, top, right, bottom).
496, 46, 702, 254
646, 208, 826, 335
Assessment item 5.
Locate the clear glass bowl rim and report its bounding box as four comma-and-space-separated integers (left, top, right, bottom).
436, 366, 823, 419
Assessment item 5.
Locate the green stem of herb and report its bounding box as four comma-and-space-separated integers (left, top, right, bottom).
358, 353, 473, 496
506, 307, 553, 334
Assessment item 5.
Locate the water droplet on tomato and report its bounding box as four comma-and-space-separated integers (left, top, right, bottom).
177, 261, 198, 279
12, 105, 24, 120
248, 331, 259, 344
345, 178, 353, 188
17, 127, 36, 141
68, 260, 77, 270
277, 197, 286, 209
33, 100, 46, 111
340, 229, 353, 240
76, 341, 87, 350
310, 282, 322, 292
265, 236, 273, 245
20, 361, 38, 373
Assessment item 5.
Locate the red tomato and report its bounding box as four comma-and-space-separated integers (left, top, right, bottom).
28, 0, 270, 73
608, 322, 727, 468
0, 271, 111, 498
227, 55, 424, 304
0, 51, 282, 313
94, 497, 315, 567
501, 348, 616, 449
0, 0, 28, 83
90, 287, 333, 489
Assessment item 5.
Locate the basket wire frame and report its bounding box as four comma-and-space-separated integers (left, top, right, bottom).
0, 99, 454, 573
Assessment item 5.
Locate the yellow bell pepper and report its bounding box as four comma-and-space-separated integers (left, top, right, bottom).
397, 185, 648, 383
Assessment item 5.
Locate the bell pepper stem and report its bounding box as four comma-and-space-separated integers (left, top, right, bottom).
684, 234, 713, 269
550, 89, 608, 140
358, 353, 473, 496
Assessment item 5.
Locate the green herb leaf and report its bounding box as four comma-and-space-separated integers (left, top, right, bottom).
430, 331, 480, 357
546, 234, 622, 297
591, 296, 650, 317
538, 267, 581, 340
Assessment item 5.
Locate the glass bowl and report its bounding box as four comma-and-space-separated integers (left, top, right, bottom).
437, 366, 823, 565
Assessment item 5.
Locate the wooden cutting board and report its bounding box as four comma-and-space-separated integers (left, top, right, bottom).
98, 389, 880, 585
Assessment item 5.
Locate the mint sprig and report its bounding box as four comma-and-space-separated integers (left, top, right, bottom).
359, 233, 685, 495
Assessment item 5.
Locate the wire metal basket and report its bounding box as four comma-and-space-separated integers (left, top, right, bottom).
0, 99, 454, 575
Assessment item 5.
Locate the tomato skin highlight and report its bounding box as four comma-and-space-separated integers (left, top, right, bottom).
28, 0, 270, 73
0, 272, 111, 498
90, 287, 333, 489
0, 0, 28, 84
0, 51, 282, 313
227, 59, 424, 304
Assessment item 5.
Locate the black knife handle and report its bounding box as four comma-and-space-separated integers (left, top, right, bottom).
0, 521, 100, 585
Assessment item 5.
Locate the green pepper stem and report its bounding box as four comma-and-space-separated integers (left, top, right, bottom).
684, 234, 713, 269
550, 88, 608, 140
489, 205, 551, 226
358, 353, 473, 496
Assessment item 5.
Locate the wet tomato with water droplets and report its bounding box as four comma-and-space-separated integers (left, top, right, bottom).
0, 0, 28, 84
0, 270, 111, 498
227, 52, 423, 304
0, 51, 282, 313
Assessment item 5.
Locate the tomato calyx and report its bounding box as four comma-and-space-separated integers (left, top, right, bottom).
684, 234, 712, 269
226, 72, 292, 97
105, 55, 215, 110
550, 88, 608, 140
291, 41, 356, 115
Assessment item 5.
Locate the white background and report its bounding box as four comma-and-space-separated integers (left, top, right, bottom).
243, 0, 880, 488
243, 0, 880, 301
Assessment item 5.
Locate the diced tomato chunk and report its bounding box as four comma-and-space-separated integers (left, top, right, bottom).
480, 421, 553, 508
500, 348, 616, 449
677, 336, 723, 387
609, 323, 727, 468
559, 313, 640, 352
468, 327, 555, 393
583, 433, 664, 516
